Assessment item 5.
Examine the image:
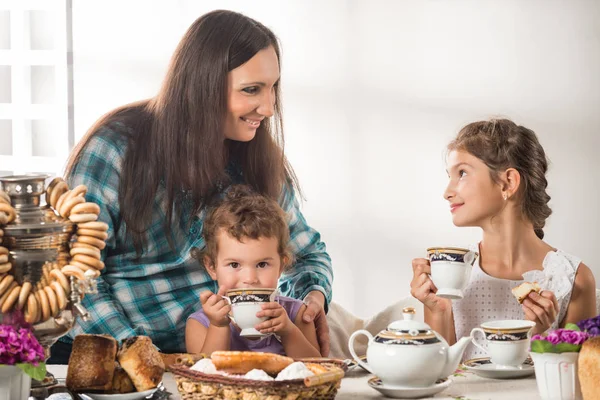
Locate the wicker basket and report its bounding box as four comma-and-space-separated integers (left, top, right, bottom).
171, 359, 346, 400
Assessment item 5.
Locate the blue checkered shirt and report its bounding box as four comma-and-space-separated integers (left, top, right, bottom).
62, 125, 333, 352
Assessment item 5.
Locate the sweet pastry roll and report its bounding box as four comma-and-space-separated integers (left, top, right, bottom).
211, 351, 294, 375
117, 336, 165, 392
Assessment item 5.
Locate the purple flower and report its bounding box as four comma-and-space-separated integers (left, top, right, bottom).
577, 315, 600, 335
0, 323, 44, 366
531, 334, 544, 341
546, 332, 561, 345
559, 330, 589, 345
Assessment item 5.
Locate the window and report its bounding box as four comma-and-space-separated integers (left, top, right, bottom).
0, 0, 73, 177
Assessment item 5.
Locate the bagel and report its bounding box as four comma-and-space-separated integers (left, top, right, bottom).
71, 202, 100, 216
61, 265, 86, 281
0, 274, 14, 297
0, 281, 18, 311
0, 213, 7, 226
59, 195, 85, 218
34, 291, 42, 323
44, 285, 59, 317
1, 284, 21, 313
37, 288, 51, 321
77, 221, 109, 231
69, 259, 93, 272
69, 213, 98, 223
51, 281, 67, 310
72, 242, 99, 251
70, 246, 101, 259
0, 203, 16, 224
72, 254, 104, 271
50, 268, 70, 293
211, 351, 294, 375
76, 228, 108, 240
0, 246, 7, 255
66, 185, 87, 201
76, 236, 106, 250
55, 190, 71, 213
0, 262, 11, 273
49, 181, 68, 209
24, 293, 38, 324
46, 177, 64, 199
17, 281, 32, 310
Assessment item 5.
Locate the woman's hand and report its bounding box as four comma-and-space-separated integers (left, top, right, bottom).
522, 290, 559, 335
255, 302, 294, 335
200, 287, 231, 328
410, 258, 451, 314
302, 290, 330, 356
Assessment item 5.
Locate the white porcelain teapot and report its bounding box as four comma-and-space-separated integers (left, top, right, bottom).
348, 307, 472, 388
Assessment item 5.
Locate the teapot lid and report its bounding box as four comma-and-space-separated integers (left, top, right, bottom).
387, 307, 431, 332
373, 307, 440, 345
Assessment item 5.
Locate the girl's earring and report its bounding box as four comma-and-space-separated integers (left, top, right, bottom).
503, 193, 508, 201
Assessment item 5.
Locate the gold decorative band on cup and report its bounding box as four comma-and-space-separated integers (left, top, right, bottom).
402, 307, 416, 314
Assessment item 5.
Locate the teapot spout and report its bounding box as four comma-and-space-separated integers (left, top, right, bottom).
440, 336, 472, 379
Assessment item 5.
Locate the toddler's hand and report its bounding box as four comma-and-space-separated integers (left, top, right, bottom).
200, 286, 231, 328
255, 302, 293, 336
522, 290, 559, 334
410, 258, 451, 314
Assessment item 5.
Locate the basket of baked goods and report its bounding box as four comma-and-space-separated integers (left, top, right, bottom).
65, 334, 165, 399
171, 351, 346, 400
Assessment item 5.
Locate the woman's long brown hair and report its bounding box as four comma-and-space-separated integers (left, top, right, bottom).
65, 10, 299, 254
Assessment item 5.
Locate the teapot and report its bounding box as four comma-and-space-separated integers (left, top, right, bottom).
348, 307, 472, 388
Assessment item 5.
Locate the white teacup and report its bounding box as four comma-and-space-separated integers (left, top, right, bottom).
427, 247, 478, 300
225, 288, 277, 339
470, 320, 536, 367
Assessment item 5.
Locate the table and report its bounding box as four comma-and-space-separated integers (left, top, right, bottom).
45, 364, 541, 399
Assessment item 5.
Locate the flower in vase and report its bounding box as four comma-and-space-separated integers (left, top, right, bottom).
530, 323, 590, 354
576, 314, 600, 336
0, 311, 46, 380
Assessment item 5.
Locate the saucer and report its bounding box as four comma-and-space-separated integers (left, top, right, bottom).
346, 355, 370, 372
83, 387, 158, 400
240, 327, 269, 339
463, 357, 535, 379
367, 377, 451, 399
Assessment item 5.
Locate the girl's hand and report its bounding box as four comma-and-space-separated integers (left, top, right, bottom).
200, 287, 231, 328
410, 258, 451, 314
522, 290, 559, 335
255, 302, 293, 336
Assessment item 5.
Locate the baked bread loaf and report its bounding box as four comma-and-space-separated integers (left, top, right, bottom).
511, 281, 541, 303
578, 336, 600, 400
118, 336, 165, 392
66, 334, 118, 392
160, 352, 205, 371
211, 351, 294, 375
111, 363, 135, 394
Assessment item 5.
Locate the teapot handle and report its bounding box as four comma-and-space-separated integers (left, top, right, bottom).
348, 329, 374, 374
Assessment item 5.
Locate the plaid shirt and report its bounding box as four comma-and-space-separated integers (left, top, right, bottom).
63, 126, 333, 352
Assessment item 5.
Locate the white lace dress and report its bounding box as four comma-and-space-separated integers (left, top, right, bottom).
452, 245, 581, 361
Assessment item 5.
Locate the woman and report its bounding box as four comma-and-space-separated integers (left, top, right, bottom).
49, 10, 332, 362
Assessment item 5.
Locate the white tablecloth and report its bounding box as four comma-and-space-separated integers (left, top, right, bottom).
45, 364, 541, 400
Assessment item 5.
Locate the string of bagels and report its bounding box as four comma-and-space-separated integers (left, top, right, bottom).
0, 177, 108, 324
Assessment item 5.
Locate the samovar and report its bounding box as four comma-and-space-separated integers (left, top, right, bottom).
0, 174, 107, 399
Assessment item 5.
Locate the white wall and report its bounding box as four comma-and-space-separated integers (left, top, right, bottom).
72, 0, 600, 318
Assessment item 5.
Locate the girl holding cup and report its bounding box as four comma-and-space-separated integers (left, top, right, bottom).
410, 119, 597, 360
185, 185, 321, 358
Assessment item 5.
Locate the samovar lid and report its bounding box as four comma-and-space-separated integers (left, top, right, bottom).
0, 175, 73, 236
